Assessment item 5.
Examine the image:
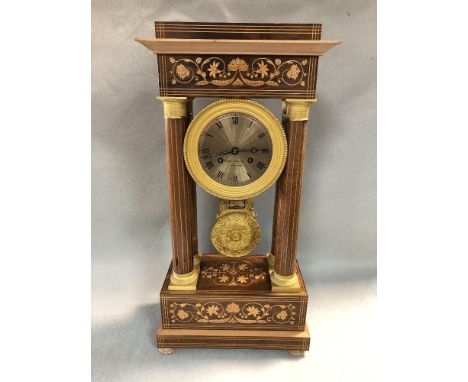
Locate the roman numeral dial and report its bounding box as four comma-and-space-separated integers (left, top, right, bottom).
198, 112, 273, 187
184, 99, 288, 200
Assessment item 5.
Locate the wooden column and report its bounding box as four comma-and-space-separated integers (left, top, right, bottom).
186, 99, 201, 268
158, 97, 199, 290
270, 99, 316, 292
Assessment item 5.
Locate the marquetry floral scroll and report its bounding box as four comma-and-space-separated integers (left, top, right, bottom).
168, 56, 309, 88
199, 260, 268, 287
169, 301, 297, 325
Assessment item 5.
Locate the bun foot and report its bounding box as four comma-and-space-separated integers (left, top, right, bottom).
159, 347, 175, 355
288, 350, 305, 356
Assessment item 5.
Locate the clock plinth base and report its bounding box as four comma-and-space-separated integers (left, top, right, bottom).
157, 254, 310, 352
156, 324, 310, 353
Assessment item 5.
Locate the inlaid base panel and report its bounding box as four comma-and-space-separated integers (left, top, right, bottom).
160, 254, 308, 332
197, 254, 271, 291
156, 324, 310, 352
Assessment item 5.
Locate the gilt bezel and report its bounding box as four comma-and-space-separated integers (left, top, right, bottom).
183, 99, 287, 200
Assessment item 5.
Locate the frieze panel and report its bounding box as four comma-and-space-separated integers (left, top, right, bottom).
158, 54, 318, 98
169, 301, 297, 326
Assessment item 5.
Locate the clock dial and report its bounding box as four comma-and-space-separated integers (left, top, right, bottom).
198, 112, 273, 186
184, 99, 287, 200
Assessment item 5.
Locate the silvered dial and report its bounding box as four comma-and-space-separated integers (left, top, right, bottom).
198, 112, 273, 186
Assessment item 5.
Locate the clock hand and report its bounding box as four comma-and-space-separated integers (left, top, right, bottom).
201, 147, 264, 158
236, 148, 258, 153
200, 150, 231, 158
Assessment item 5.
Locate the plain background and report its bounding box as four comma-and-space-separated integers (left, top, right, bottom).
4, 1, 468, 381
92, 0, 376, 381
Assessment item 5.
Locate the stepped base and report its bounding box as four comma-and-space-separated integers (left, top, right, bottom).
156, 324, 310, 352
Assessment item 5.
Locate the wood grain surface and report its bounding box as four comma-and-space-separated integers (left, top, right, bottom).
155, 21, 321, 40
272, 120, 309, 276
138, 21, 341, 99
186, 99, 199, 257
155, 53, 319, 99
159, 254, 308, 332
156, 324, 310, 351
196, 254, 271, 291
164, 117, 196, 274
135, 37, 341, 55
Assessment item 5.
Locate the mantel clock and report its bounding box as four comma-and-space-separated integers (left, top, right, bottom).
136, 21, 341, 355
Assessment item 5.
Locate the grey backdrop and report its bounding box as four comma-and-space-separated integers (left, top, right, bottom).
92, 1, 376, 381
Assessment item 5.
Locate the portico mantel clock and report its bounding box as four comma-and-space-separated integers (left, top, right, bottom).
136, 21, 341, 355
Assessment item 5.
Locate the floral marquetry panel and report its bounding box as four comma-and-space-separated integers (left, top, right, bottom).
169, 301, 297, 326
160, 254, 309, 331
197, 254, 271, 291
157, 54, 319, 99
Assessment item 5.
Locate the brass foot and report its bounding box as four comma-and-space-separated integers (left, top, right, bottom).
288, 350, 305, 356
159, 347, 175, 355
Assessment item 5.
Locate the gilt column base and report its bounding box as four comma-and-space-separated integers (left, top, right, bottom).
168, 255, 201, 291
270, 271, 301, 293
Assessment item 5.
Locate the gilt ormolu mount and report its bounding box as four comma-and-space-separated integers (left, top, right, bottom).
136, 22, 341, 355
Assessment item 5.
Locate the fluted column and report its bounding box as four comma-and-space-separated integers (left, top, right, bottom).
158, 97, 199, 290
270, 99, 316, 292
186, 99, 201, 268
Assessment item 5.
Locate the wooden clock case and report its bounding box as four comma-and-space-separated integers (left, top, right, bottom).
136, 22, 340, 355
